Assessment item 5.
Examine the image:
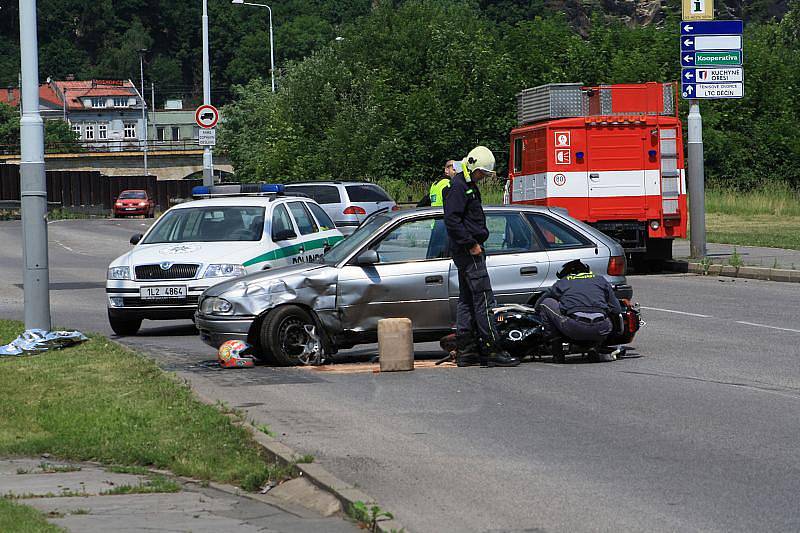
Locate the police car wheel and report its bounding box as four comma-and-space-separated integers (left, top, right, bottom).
108, 313, 142, 336
261, 305, 316, 366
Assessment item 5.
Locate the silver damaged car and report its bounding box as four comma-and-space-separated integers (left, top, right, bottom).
195, 206, 633, 365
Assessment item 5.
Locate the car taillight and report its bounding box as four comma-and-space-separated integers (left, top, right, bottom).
608, 255, 626, 276
343, 206, 367, 215
391, 205, 400, 211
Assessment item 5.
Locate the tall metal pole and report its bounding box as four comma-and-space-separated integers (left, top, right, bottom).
687, 100, 706, 258
139, 50, 149, 176
267, 4, 275, 93
202, 0, 214, 186
18, 0, 51, 331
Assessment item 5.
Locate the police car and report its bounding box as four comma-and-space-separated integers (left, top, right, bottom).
106, 185, 344, 336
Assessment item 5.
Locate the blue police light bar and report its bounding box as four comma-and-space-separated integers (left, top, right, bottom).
192, 186, 211, 196
260, 184, 285, 193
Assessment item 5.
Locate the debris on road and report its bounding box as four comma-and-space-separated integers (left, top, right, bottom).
0, 329, 87, 357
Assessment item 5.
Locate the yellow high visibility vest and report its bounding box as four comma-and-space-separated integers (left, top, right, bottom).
429, 178, 451, 207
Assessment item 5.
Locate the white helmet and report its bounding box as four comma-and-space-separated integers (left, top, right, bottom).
464, 146, 495, 174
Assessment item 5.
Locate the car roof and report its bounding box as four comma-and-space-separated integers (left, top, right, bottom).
170, 195, 315, 210
285, 181, 383, 187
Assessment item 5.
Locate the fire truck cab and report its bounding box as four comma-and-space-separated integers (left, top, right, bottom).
508, 82, 687, 264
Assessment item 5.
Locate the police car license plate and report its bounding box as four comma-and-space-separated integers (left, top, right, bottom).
140, 286, 186, 300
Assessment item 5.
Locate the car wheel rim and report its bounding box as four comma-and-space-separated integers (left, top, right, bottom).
277, 316, 321, 365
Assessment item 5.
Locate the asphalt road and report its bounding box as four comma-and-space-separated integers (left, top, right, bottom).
1, 219, 799, 532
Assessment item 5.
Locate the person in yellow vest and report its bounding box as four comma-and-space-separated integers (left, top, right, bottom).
417, 160, 455, 207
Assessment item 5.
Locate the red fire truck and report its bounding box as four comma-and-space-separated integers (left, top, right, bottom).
507, 82, 686, 264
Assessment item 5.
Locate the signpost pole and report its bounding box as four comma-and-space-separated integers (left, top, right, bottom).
687, 100, 706, 258
201, 0, 214, 187
18, 0, 51, 330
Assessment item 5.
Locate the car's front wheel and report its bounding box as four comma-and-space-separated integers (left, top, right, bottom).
259, 305, 320, 366
108, 312, 142, 336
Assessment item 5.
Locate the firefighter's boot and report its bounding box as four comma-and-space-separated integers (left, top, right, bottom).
455, 336, 482, 367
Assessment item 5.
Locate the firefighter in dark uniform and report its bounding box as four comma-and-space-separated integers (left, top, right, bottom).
535, 259, 623, 361
443, 146, 519, 368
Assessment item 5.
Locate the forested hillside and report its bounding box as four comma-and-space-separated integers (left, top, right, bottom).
0, 0, 797, 189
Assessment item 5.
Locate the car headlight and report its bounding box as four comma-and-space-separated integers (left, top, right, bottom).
138, 202, 147, 207
204, 264, 246, 278
200, 297, 233, 315
107, 266, 130, 280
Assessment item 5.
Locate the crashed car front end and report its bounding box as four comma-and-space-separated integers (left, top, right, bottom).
195, 263, 340, 349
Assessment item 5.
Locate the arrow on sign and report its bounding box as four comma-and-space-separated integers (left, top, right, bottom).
686, 86, 694, 94
683, 38, 694, 47
683, 24, 694, 32
684, 54, 693, 62
684, 71, 694, 80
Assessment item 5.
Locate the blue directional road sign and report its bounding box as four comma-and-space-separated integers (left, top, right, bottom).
680, 20, 743, 35
680, 20, 744, 99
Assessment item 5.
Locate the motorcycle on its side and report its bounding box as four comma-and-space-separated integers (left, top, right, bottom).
439, 300, 642, 364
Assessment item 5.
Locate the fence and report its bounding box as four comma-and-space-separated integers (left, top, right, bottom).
0, 139, 203, 156
0, 165, 200, 211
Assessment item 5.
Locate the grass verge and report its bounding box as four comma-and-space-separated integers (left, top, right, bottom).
0, 498, 63, 532
705, 213, 800, 252
0, 319, 287, 492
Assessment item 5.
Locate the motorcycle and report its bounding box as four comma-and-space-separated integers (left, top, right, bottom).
438, 300, 642, 364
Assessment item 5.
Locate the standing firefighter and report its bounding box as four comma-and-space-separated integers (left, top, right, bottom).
444, 146, 519, 368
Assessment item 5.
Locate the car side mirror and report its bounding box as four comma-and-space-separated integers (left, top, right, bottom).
355, 249, 379, 266
130, 233, 143, 245
273, 229, 297, 241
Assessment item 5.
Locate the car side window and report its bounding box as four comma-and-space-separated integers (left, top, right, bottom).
525, 213, 592, 249
271, 204, 295, 240
306, 202, 335, 231
372, 218, 446, 263
484, 214, 539, 254
288, 202, 318, 235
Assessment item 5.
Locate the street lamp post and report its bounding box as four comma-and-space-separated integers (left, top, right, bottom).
138, 49, 149, 176
202, 0, 214, 186
232, 0, 275, 93
18, 0, 51, 330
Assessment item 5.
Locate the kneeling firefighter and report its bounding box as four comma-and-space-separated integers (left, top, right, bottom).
534, 260, 622, 355
443, 146, 519, 368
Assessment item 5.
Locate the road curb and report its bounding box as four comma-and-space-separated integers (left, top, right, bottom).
664, 260, 800, 283
190, 388, 407, 533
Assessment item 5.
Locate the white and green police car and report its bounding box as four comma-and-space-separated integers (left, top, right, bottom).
106, 189, 343, 335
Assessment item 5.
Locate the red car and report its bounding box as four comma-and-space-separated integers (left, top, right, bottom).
113, 190, 156, 218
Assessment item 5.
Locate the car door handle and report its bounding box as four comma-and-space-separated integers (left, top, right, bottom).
520, 266, 538, 275
589, 173, 600, 181
425, 275, 443, 284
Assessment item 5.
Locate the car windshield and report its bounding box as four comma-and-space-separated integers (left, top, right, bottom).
119, 191, 146, 199
142, 206, 266, 244
318, 214, 392, 265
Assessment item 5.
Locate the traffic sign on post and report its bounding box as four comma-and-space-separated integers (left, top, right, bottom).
680, 20, 743, 99
683, 0, 713, 20
195, 104, 219, 129
198, 128, 216, 146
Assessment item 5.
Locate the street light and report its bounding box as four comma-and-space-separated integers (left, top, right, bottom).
138, 48, 149, 176
231, 0, 275, 93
